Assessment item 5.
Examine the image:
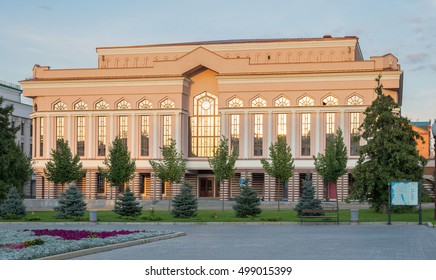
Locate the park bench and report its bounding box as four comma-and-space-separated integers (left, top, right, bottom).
299, 204, 339, 224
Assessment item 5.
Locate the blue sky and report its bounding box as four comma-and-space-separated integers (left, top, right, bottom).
1, 0, 435, 121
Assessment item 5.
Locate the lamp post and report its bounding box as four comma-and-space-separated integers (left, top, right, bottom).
432, 121, 436, 221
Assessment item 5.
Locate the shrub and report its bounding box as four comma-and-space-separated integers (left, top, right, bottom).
171, 182, 198, 218
54, 184, 87, 219
294, 175, 323, 216
233, 180, 262, 218
113, 187, 142, 217
0, 187, 26, 218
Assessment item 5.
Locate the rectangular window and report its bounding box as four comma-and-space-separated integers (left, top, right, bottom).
163, 115, 171, 147
230, 114, 240, 156
119, 116, 128, 147
350, 112, 360, 156
277, 113, 287, 138
326, 113, 335, 146
77, 116, 85, 156
141, 116, 150, 156
30, 123, 33, 137
253, 114, 263, 156
39, 118, 44, 157
55, 117, 64, 150
56, 117, 64, 140
301, 113, 311, 156
21, 121, 25, 135
97, 116, 106, 156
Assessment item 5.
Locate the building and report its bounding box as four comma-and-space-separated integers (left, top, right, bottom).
21, 36, 404, 202
411, 121, 431, 159
0, 80, 34, 197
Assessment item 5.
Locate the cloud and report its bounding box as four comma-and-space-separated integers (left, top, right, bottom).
430, 64, 436, 71
406, 52, 430, 63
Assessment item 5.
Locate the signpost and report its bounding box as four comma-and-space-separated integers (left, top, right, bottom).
388, 181, 421, 225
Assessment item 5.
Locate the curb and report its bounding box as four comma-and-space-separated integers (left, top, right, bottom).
37, 232, 186, 260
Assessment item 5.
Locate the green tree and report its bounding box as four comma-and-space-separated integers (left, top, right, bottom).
0, 186, 27, 218
54, 184, 87, 219
260, 136, 295, 210
171, 182, 198, 218
0, 97, 32, 202
98, 137, 136, 199
349, 76, 426, 211
233, 180, 262, 218
149, 139, 186, 210
208, 136, 238, 211
313, 127, 348, 212
44, 139, 86, 192
294, 174, 323, 216
113, 187, 142, 217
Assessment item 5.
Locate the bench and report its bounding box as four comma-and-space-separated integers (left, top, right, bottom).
299, 205, 339, 224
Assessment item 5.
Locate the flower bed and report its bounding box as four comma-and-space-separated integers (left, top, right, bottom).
0, 228, 174, 260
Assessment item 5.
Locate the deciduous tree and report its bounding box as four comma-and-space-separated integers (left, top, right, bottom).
45, 139, 86, 192
349, 76, 426, 211
208, 136, 237, 211
260, 136, 294, 210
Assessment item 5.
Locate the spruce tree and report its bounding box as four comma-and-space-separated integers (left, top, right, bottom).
54, 185, 87, 219
0, 97, 32, 203
171, 182, 198, 218
0, 187, 26, 218
233, 180, 262, 218
294, 175, 323, 216
113, 187, 142, 217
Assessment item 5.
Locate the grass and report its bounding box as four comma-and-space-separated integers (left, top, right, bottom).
0, 208, 434, 223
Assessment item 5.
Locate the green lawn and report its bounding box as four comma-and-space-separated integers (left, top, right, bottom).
1, 208, 434, 223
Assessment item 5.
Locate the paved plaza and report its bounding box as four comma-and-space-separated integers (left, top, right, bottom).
1, 223, 435, 260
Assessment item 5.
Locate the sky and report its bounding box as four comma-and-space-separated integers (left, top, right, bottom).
0, 0, 435, 122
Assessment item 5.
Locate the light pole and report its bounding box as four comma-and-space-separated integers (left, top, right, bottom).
432, 120, 436, 221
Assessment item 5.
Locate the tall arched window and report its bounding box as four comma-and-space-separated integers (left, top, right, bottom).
190, 92, 220, 157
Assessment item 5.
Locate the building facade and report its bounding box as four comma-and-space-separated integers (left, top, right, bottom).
1, 80, 34, 197
21, 36, 403, 202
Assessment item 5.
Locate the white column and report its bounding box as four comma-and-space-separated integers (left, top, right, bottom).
175, 112, 181, 151
67, 115, 72, 145
267, 110, 273, 146
340, 109, 345, 132
109, 113, 114, 142
46, 116, 51, 156
131, 113, 136, 157
243, 112, 249, 159
221, 112, 227, 138
153, 113, 159, 158
291, 111, 296, 154
315, 111, 320, 154
88, 114, 93, 158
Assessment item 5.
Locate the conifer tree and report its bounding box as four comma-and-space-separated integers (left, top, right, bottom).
113, 187, 142, 217
54, 185, 87, 219
233, 180, 262, 218
0, 187, 26, 218
0, 97, 32, 203
350, 76, 426, 211
171, 182, 198, 218
294, 175, 323, 216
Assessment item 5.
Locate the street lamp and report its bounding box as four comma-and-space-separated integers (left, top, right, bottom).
432, 120, 436, 221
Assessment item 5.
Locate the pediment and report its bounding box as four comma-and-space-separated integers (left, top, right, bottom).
152, 46, 249, 76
